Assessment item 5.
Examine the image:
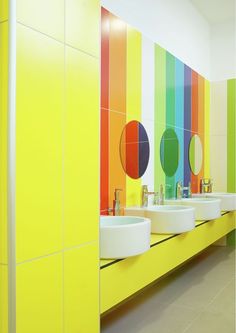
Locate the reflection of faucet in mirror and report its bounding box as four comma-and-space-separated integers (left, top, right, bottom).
141, 185, 156, 207
113, 188, 122, 216
176, 181, 183, 199
183, 182, 192, 198
176, 181, 192, 199
200, 178, 213, 193
108, 189, 122, 216
159, 184, 164, 205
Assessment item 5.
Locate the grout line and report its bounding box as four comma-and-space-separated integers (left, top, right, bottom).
16, 21, 99, 60
0, 263, 8, 266
206, 278, 234, 307
63, 240, 97, 253
16, 240, 97, 266
65, 42, 99, 60
181, 312, 202, 333
101, 108, 206, 135
16, 250, 64, 265
16, 20, 64, 44
8, 0, 17, 332
182, 265, 235, 333
0, 19, 8, 24
62, 1, 66, 332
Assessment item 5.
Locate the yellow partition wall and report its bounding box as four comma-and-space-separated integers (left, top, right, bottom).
13, 1, 100, 332
0, 0, 8, 331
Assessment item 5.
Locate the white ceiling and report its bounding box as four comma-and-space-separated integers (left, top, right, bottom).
190, 0, 235, 24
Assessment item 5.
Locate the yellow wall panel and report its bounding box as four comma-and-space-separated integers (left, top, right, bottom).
16, 254, 63, 333
64, 242, 99, 333
65, 0, 100, 57
64, 46, 99, 248
126, 27, 142, 207
16, 25, 64, 262
17, 0, 64, 42
0, 265, 8, 333
0, 0, 8, 22
0, 22, 8, 264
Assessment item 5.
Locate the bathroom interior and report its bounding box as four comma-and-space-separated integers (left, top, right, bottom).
0, 0, 235, 332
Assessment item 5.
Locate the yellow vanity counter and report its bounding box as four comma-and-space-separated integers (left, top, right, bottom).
100, 211, 235, 314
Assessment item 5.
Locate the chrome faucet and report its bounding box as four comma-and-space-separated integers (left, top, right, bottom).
110, 188, 122, 216
141, 185, 156, 207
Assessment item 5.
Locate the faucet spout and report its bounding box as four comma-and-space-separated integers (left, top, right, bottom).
141, 185, 156, 207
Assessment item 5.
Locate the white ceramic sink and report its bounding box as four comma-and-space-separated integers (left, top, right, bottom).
125, 205, 195, 234
192, 193, 236, 211
165, 197, 221, 221
100, 216, 151, 259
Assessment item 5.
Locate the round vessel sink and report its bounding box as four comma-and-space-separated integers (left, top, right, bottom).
125, 205, 195, 234
100, 216, 151, 259
193, 193, 236, 211
165, 197, 221, 221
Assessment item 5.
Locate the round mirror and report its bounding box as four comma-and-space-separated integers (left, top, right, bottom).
160, 128, 179, 177
189, 134, 203, 175
120, 121, 150, 179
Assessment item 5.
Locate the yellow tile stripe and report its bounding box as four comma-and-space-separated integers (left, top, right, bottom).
0, 22, 8, 265
204, 80, 210, 177
0, 0, 8, 22
126, 26, 142, 206
0, 265, 8, 333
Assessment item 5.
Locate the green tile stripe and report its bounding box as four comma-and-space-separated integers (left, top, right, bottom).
154, 45, 166, 192
166, 52, 175, 197
227, 78, 236, 246
166, 52, 175, 127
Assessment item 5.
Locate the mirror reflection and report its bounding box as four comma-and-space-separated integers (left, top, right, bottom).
120, 121, 150, 179
189, 134, 203, 175
160, 128, 179, 177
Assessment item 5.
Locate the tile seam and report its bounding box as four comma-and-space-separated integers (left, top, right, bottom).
0, 19, 8, 24
16, 240, 97, 265
16, 20, 99, 60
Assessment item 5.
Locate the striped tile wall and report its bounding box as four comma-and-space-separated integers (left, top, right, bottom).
101, 8, 210, 214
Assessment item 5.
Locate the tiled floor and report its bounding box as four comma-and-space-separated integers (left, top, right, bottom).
101, 245, 236, 333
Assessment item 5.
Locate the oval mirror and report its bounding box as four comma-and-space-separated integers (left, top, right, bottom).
189, 134, 203, 175
160, 128, 179, 177
120, 121, 150, 179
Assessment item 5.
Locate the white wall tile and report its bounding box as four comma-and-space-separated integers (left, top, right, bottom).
142, 36, 155, 121
210, 81, 227, 135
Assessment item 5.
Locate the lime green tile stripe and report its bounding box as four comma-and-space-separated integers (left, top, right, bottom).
227, 79, 236, 246
154, 45, 165, 192
166, 52, 175, 127
166, 52, 175, 197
